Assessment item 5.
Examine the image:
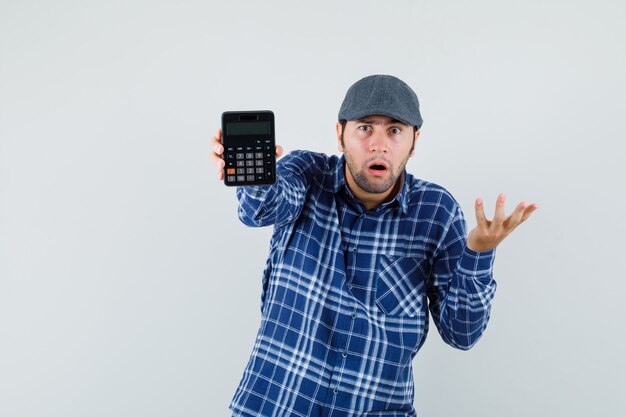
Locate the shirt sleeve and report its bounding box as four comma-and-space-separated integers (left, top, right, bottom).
236, 150, 314, 228
427, 203, 497, 350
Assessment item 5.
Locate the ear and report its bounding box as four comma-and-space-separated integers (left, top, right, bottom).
336, 122, 344, 152
409, 129, 420, 157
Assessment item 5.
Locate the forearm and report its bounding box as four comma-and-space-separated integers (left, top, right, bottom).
236, 151, 311, 227
431, 247, 497, 350
236, 181, 301, 227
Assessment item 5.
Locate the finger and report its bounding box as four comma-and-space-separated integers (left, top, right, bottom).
208, 143, 225, 168
208, 141, 224, 160
209, 156, 225, 171
474, 197, 488, 228
520, 203, 539, 223
503, 201, 527, 231
493, 193, 506, 224
210, 130, 223, 147
211, 130, 224, 154
217, 169, 224, 181
213, 141, 224, 156
276, 145, 284, 158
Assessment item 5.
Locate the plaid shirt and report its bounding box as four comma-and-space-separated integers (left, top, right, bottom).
230, 151, 496, 417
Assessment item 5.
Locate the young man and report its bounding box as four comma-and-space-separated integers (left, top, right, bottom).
210, 75, 537, 417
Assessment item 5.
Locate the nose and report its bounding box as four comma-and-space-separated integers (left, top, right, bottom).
369, 129, 388, 153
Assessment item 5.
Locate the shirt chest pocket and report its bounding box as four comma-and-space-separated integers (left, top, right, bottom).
375, 255, 429, 317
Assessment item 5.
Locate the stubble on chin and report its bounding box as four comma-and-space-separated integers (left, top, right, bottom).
345, 156, 399, 194
351, 169, 397, 194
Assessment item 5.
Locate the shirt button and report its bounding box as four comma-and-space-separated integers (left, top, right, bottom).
347, 284, 353, 290
333, 388, 338, 395
352, 247, 357, 253
342, 351, 348, 358
351, 312, 357, 319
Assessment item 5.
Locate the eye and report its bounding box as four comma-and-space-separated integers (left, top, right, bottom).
389, 127, 402, 135
357, 125, 371, 132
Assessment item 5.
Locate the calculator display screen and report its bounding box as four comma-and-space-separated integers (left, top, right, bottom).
227, 121, 270, 136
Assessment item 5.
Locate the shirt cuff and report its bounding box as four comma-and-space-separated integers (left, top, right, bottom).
236, 183, 275, 199
457, 246, 495, 277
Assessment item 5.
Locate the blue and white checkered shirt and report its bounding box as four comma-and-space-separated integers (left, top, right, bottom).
230, 151, 496, 417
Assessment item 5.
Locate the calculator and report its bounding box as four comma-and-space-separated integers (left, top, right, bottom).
221, 110, 276, 186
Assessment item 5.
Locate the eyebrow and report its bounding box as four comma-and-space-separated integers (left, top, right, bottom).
355, 117, 407, 126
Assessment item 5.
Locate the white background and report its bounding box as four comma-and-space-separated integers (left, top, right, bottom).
1, 1, 625, 416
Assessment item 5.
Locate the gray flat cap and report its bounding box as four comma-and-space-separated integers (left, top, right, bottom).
338, 74, 423, 129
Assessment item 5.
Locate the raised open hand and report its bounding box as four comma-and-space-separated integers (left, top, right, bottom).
467, 194, 538, 252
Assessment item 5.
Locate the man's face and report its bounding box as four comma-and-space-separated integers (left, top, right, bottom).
336, 115, 419, 197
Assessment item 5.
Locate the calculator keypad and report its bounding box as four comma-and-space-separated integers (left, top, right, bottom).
224, 139, 275, 186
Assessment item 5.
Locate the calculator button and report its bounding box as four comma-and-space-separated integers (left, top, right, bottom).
255, 152, 263, 159
237, 175, 245, 182
226, 160, 235, 168
255, 167, 264, 174
246, 167, 255, 174
236, 153, 244, 159
246, 160, 254, 167
255, 159, 263, 166
246, 175, 255, 182
227, 168, 236, 175
237, 168, 245, 174
236, 160, 245, 167
227, 175, 236, 183
245, 152, 254, 159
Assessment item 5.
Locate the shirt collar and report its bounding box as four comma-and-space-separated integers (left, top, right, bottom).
333, 155, 409, 214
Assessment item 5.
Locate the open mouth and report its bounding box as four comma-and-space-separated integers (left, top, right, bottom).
367, 162, 389, 176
